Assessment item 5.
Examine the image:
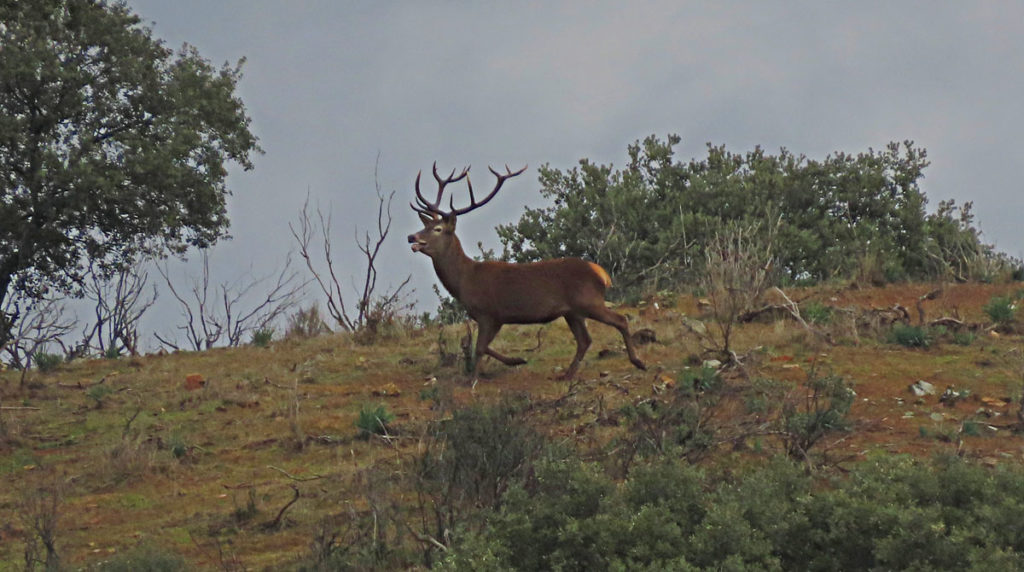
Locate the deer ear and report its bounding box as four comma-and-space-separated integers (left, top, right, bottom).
418, 212, 435, 226
443, 213, 457, 231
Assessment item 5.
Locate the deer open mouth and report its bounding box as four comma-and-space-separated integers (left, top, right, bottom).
410, 241, 426, 253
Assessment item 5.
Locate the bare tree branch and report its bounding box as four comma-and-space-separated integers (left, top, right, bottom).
79, 263, 158, 357
156, 251, 305, 350
289, 155, 412, 338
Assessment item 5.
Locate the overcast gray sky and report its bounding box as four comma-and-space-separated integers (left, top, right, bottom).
125, 1, 1024, 342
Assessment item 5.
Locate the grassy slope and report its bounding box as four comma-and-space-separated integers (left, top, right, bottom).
1, 282, 1023, 569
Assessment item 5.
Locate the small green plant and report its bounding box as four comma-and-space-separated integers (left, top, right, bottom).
86, 384, 115, 408
167, 433, 190, 460
250, 327, 274, 347
355, 404, 395, 438
983, 295, 1016, 326
32, 351, 62, 372
97, 542, 187, 571
432, 284, 468, 325
419, 386, 439, 402
952, 331, 976, 346
887, 324, 931, 348
802, 301, 833, 325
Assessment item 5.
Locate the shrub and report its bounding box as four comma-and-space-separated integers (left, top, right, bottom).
250, 327, 274, 347
86, 384, 115, 408
285, 304, 330, 339
32, 351, 62, 372
983, 295, 1016, 326
952, 330, 976, 346
802, 301, 833, 325
432, 284, 469, 326
97, 542, 186, 571
441, 454, 1024, 571
614, 366, 722, 472
781, 372, 855, 460
355, 404, 394, 438
887, 323, 932, 348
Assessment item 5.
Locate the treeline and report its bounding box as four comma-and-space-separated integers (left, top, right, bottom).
499, 135, 1020, 297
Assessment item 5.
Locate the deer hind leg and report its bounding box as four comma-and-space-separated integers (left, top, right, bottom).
586, 306, 647, 372
558, 314, 592, 380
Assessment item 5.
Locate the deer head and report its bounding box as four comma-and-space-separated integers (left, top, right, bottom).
407, 162, 526, 258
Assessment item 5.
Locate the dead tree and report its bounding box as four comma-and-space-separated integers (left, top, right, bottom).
1, 294, 75, 383
156, 251, 305, 351
290, 156, 411, 333
79, 264, 158, 357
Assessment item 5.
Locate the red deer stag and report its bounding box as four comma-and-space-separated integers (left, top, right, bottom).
407, 163, 647, 380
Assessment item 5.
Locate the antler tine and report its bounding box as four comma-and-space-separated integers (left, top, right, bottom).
449, 163, 528, 217
412, 170, 438, 216
412, 162, 471, 217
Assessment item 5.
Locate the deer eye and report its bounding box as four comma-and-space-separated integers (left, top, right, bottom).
432, 226, 443, 233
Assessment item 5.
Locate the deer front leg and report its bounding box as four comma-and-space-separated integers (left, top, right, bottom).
473, 318, 526, 374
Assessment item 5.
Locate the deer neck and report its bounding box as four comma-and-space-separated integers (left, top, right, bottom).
431, 235, 475, 299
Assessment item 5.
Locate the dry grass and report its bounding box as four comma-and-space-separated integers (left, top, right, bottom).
0, 281, 1022, 568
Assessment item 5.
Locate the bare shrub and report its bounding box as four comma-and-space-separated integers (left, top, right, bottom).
78, 263, 158, 358
285, 304, 331, 339
290, 157, 411, 341
687, 219, 778, 364
1, 294, 76, 385
20, 473, 64, 571
155, 251, 304, 351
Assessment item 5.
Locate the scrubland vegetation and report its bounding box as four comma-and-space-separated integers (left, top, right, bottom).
3, 281, 1024, 570
4, 3, 1024, 569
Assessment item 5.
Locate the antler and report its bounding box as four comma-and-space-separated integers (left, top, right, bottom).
411, 162, 527, 218
412, 162, 469, 217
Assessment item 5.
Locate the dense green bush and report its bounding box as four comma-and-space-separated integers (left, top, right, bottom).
887, 323, 933, 348
31, 351, 62, 372
498, 135, 1009, 296
440, 454, 1024, 571
983, 295, 1017, 327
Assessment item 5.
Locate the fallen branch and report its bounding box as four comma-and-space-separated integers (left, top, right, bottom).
1, 406, 40, 411
268, 465, 324, 482
263, 485, 300, 530
772, 287, 835, 346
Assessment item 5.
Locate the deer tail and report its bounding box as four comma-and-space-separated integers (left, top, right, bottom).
588, 262, 612, 288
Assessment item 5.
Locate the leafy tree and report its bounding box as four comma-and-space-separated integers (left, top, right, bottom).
0, 0, 260, 344
498, 135, 998, 296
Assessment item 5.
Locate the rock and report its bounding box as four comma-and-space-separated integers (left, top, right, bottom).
631, 328, 657, 345
696, 298, 713, 315
939, 386, 969, 406
372, 383, 401, 397
702, 359, 722, 369
681, 316, 707, 336
909, 380, 935, 397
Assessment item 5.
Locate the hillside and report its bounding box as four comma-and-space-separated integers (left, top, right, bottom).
2, 282, 1023, 569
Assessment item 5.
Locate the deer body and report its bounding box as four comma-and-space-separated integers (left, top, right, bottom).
408, 163, 646, 379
